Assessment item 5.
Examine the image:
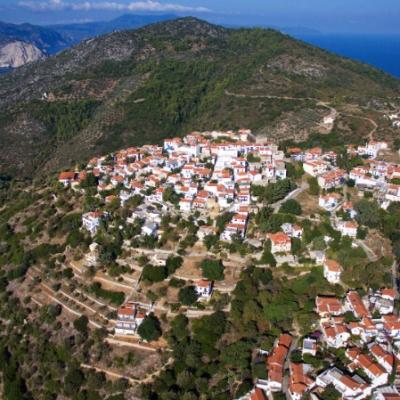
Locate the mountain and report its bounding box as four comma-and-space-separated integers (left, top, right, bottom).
0, 41, 45, 68
0, 21, 68, 54
49, 14, 176, 44
0, 17, 399, 178
0, 15, 175, 70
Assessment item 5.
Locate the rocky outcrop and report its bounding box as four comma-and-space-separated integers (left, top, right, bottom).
0, 41, 45, 68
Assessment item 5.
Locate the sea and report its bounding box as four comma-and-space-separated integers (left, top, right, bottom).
293, 33, 400, 78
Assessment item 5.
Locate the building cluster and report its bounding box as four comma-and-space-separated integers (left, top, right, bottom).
57, 126, 400, 399
290, 141, 396, 201
348, 159, 400, 208
289, 146, 346, 190
348, 141, 389, 160
250, 288, 400, 400
58, 130, 288, 243
313, 290, 399, 398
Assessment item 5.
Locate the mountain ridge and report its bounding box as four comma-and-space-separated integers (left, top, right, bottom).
48, 14, 176, 44
0, 14, 176, 70
0, 21, 68, 53
0, 17, 399, 178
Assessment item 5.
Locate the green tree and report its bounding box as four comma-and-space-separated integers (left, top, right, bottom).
355, 199, 381, 228
216, 212, 235, 233
280, 199, 302, 215
142, 265, 167, 282
203, 234, 219, 250
220, 340, 252, 370
80, 173, 98, 188
255, 206, 273, 232
178, 286, 198, 306
192, 311, 226, 354
252, 179, 297, 203
321, 384, 340, 400
74, 315, 89, 336
260, 249, 277, 267
200, 259, 224, 281
166, 256, 183, 275
138, 313, 162, 342
163, 187, 181, 204
64, 366, 84, 396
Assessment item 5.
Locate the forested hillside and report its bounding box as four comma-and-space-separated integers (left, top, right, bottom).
0, 17, 399, 178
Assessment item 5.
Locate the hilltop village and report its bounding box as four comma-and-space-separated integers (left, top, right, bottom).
48, 128, 400, 399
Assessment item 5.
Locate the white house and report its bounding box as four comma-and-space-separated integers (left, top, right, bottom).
321, 320, 350, 348
303, 160, 328, 177
372, 386, 400, 400
141, 221, 158, 237
348, 318, 378, 343
179, 198, 193, 212
337, 220, 358, 237
317, 169, 346, 189
164, 137, 182, 152
323, 259, 342, 284
316, 368, 369, 400
115, 303, 146, 335
368, 343, 394, 374
197, 225, 218, 241
319, 193, 342, 211
302, 338, 317, 357
281, 223, 303, 239
82, 211, 106, 235
58, 171, 77, 186
323, 114, 335, 125
195, 280, 213, 298
346, 347, 388, 387
268, 232, 291, 254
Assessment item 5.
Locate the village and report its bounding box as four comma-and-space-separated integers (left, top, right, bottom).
56, 128, 400, 399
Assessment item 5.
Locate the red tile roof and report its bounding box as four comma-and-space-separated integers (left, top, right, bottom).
251, 388, 267, 400
58, 171, 76, 180
324, 259, 342, 273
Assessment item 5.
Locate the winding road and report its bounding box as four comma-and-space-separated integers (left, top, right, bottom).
224, 89, 379, 141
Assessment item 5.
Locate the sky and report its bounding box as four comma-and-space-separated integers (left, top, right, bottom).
1, 0, 400, 34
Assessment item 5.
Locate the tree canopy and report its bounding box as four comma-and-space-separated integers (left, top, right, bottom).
200, 259, 224, 281
138, 313, 162, 342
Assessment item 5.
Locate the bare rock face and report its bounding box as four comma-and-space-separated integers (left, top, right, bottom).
267, 55, 328, 79
0, 41, 45, 68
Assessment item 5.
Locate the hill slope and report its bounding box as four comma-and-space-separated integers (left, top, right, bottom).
0, 17, 399, 178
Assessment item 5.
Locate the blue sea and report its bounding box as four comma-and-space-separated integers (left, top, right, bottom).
294, 33, 400, 78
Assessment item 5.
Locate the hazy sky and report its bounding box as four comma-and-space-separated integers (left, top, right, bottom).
1, 0, 400, 33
